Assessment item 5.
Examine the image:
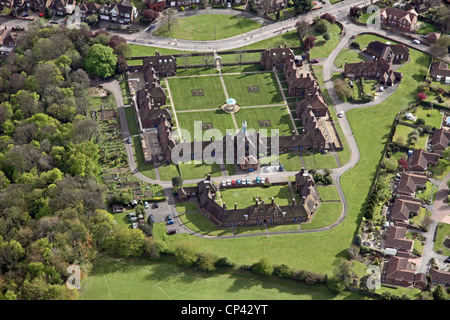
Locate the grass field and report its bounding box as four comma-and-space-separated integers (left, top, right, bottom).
157, 163, 181, 182
234, 106, 293, 137
153, 14, 262, 41
168, 76, 227, 111
124, 107, 139, 136
219, 185, 296, 209
310, 23, 343, 59
317, 185, 341, 202
80, 255, 371, 300
301, 202, 342, 231
178, 162, 222, 180
393, 124, 429, 150
302, 152, 338, 169
175, 201, 199, 214
222, 72, 284, 106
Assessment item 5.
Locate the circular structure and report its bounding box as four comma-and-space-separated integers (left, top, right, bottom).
221, 97, 240, 114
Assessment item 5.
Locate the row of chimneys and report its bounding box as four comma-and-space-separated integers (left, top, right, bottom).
221, 197, 297, 210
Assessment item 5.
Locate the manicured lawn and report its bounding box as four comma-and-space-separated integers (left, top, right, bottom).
168, 76, 227, 111
266, 224, 300, 232
393, 124, 429, 150
434, 222, 450, 256
317, 186, 341, 202
175, 201, 199, 214
417, 21, 439, 35
220, 64, 262, 74
334, 49, 366, 68
178, 211, 233, 237
157, 163, 181, 182
403, 105, 443, 129
354, 34, 398, 50
416, 181, 437, 203
178, 162, 222, 180
302, 152, 338, 169
176, 67, 219, 76
222, 72, 284, 106
278, 153, 303, 172
132, 136, 156, 180
301, 202, 342, 230
234, 106, 293, 137
310, 23, 343, 59
80, 254, 369, 300
153, 14, 262, 41
176, 109, 236, 142
219, 185, 295, 209
124, 107, 139, 136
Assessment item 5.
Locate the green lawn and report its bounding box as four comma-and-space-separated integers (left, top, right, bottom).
124, 107, 139, 136
219, 185, 295, 209
80, 254, 370, 300
153, 14, 262, 41
176, 109, 236, 142
178, 211, 233, 237
222, 72, 284, 106
417, 21, 440, 35
403, 105, 443, 129
354, 34, 398, 51
234, 106, 293, 137
334, 49, 366, 68
168, 76, 227, 111
434, 222, 450, 256
416, 181, 437, 203
175, 201, 199, 214
302, 152, 338, 169
157, 163, 181, 182
393, 124, 429, 150
301, 202, 342, 231
310, 23, 343, 59
132, 136, 156, 180
317, 186, 341, 202
178, 162, 222, 180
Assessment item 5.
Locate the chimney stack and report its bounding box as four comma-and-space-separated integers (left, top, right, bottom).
235, 203, 237, 210
271, 197, 274, 205
223, 202, 227, 210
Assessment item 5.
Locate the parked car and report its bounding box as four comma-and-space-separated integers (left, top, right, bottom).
445, 257, 450, 263
242, 179, 246, 185
246, 178, 250, 184
167, 229, 176, 235
222, 180, 227, 187
265, 177, 270, 183
237, 179, 241, 185
149, 214, 155, 223
338, 111, 344, 118
144, 201, 149, 209
167, 214, 173, 221
256, 177, 261, 183
167, 220, 174, 225
154, 202, 159, 209
22, 13, 28, 17
149, 25, 156, 30
227, 2, 231, 8
421, 34, 428, 38
279, 164, 284, 172
232, 180, 236, 185
127, 137, 132, 144
412, 39, 420, 45
227, 179, 231, 186
310, 59, 319, 63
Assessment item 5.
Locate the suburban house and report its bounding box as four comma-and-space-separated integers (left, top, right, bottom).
0, 27, 18, 57
430, 128, 450, 156
298, 106, 329, 151
97, 0, 137, 24
385, 256, 416, 286
48, 0, 76, 16
379, 7, 419, 32
408, 149, 439, 172
147, 0, 166, 11
402, 0, 442, 13
168, 0, 200, 8
296, 92, 328, 119
426, 32, 441, 44
429, 268, 450, 286
390, 196, 422, 224
430, 61, 450, 84
191, 172, 317, 228
144, 52, 177, 77
27, 0, 51, 12
366, 41, 410, 64
396, 172, 428, 197
260, 45, 296, 70
294, 168, 321, 216
385, 225, 414, 254
78, 1, 100, 21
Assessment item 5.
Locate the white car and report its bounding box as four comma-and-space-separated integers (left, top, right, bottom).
412, 40, 420, 45
222, 180, 226, 187
242, 179, 246, 185
338, 111, 344, 118
144, 201, 149, 209
227, 2, 231, 8
226, 179, 231, 186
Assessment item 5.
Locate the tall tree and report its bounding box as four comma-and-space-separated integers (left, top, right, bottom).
83, 44, 117, 78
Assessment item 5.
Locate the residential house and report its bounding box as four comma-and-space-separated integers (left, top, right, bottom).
285, 71, 320, 98
147, 0, 166, 11
78, 1, 100, 21
344, 57, 403, 86
145, 52, 177, 77
429, 268, 450, 286
295, 168, 320, 217
427, 32, 441, 44
408, 149, 439, 172
403, 0, 442, 13
390, 196, 421, 224
0, 0, 13, 10
27, 0, 52, 12
385, 225, 414, 254
430, 61, 450, 84
298, 107, 328, 151
98, 0, 137, 24
0, 27, 18, 56
430, 128, 450, 156
296, 91, 329, 119
260, 45, 296, 70
385, 256, 416, 286
380, 7, 419, 32
168, 0, 200, 8
366, 41, 410, 64
396, 172, 428, 197
49, 0, 76, 16
414, 272, 428, 289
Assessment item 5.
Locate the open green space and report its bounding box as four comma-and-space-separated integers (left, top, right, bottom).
354, 34, 398, 51
219, 185, 296, 209
157, 163, 181, 182
334, 48, 366, 68
178, 211, 233, 237
178, 162, 222, 180
80, 254, 370, 300
317, 186, 341, 202
310, 23, 343, 59
301, 202, 342, 231
417, 21, 440, 35
153, 14, 262, 41
302, 152, 338, 169
176, 109, 236, 142
234, 106, 293, 137
222, 72, 284, 106
168, 76, 227, 111
434, 222, 450, 256
124, 107, 139, 136
393, 124, 429, 150
175, 201, 199, 214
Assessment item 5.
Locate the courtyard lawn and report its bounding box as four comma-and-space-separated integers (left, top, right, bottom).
132, 136, 156, 180
354, 34, 398, 50
178, 162, 222, 180
168, 76, 227, 111
393, 124, 429, 150
176, 67, 219, 76
153, 14, 262, 41
178, 211, 233, 237
434, 222, 450, 256
310, 23, 343, 59
222, 72, 284, 106
302, 152, 338, 170
124, 107, 139, 136
176, 109, 236, 142
175, 201, 199, 214
220, 64, 262, 74
233, 106, 293, 137
80, 254, 369, 300
157, 163, 181, 182
334, 48, 366, 69
301, 202, 342, 231
219, 185, 294, 209
317, 185, 341, 202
